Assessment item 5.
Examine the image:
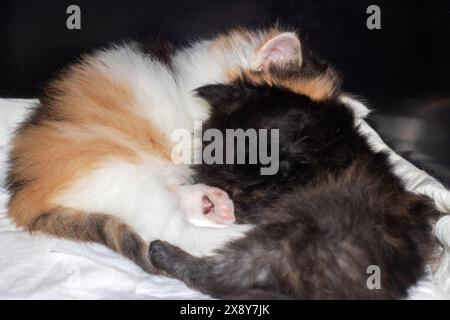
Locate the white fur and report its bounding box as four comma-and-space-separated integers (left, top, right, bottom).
339, 94, 371, 122
54, 158, 251, 256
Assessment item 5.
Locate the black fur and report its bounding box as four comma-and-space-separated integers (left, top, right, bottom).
139, 38, 174, 69
150, 81, 440, 299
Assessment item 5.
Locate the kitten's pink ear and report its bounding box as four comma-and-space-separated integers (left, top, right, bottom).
252, 32, 302, 71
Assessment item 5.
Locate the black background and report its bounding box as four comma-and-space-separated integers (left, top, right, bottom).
1, 0, 449, 185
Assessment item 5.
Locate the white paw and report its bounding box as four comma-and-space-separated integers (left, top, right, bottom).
179, 184, 236, 228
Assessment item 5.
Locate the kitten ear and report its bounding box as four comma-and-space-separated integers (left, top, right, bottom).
252, 32, 302, 71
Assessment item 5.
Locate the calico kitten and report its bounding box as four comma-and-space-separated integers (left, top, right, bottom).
7, 28, 337, 272
149, 77, 441, 299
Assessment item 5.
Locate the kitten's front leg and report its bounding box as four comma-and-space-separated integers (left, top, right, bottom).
177, 184, 236, 228
149, 240, 285, 299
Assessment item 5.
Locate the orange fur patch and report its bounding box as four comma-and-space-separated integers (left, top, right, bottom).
283, 74, 339, 101
8, 57, 171, 227
227, 68, 339, 102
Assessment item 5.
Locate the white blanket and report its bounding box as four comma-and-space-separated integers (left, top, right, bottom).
0, 98, 449, 299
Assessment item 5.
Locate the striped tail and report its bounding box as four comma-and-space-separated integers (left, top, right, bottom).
29, 207, 158, 274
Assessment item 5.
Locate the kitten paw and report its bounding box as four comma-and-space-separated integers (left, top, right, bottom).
178, 184, 236, 228
202, 187, 236, 226
149, 240, 187, 275
149, 240, 172, 271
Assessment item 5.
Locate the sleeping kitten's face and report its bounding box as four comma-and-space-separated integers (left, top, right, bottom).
195, 80, 355, 182
191, 79, 361, 220
197, 80, 315, 131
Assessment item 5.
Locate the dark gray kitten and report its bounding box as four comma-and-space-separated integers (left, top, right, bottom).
149, 79, 440, 300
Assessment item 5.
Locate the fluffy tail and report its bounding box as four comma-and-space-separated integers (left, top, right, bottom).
29, 207, 157, 274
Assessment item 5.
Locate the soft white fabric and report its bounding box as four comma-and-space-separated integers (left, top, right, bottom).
0, 98, 449, 299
